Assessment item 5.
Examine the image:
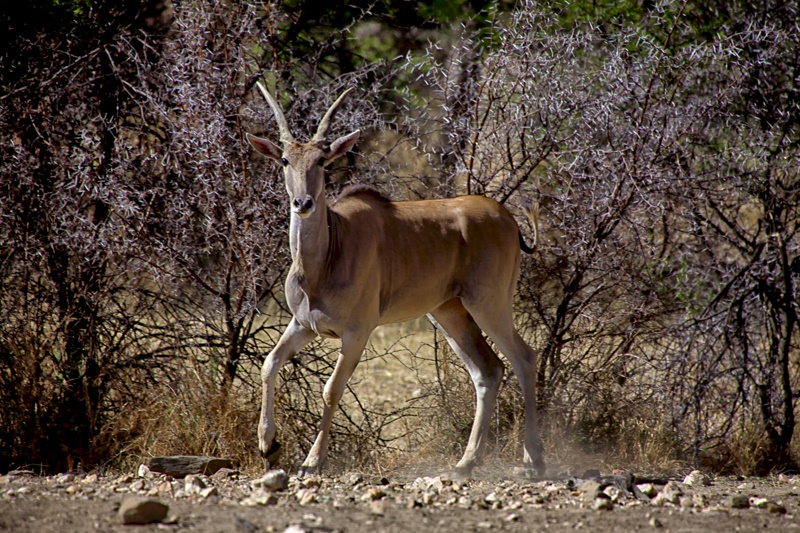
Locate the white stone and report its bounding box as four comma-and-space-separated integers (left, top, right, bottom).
184, 474, 206, 495
137, 464, 151, 478
683, 470, 711, 487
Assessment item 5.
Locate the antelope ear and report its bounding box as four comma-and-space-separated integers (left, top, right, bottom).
247, 133, 283, 161
326, 130, 360, 162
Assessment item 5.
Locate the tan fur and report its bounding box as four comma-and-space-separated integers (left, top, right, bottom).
247, 86, 544, 478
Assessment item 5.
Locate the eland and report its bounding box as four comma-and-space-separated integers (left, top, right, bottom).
246, 82, 544, 477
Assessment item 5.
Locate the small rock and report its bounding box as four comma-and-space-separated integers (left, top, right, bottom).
83, 474, 99, 484
152, 480, 172, 496
361, 487, 385, 501
297, 488, 317, 505
767, 502, 787, 514
752, 497, 770, 509
302, 477, 322, 489
504, 513, 521, 522
65, 484, 80, 494
730, 495, 750, 509
369, 500, 386, 515
683, 470, 711, 487
637, 483, 658, 498
649, 516, 663, 528
603, 485, 623, 503
579, 480, 602, 503
234, 515, 260, 533
594, 493, 613, 510
422, 491, 437, 505
138, 464, 151, 478
211, 468, 238, 481
118, 497, 169, 525
458, 496, 473, 509
302, 513, 322, 525
184, 474, 206, 495
411, 476, 443, 493
283, 526, 306, 533
477, 522, 493, 529
349, 472, 364, 486
129, 479, 146, 492
253, 470, 289, 492
652, 481, 684, 506
693, 493, 708, 507
241, 488, 278, 506
200, 486, 218, 499
55, 473, 75, 484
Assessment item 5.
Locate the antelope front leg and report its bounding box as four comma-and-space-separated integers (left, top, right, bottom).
298, 330, 370, 477
260, 317, 317, 470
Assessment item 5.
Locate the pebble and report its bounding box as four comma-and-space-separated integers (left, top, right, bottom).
184, 474, 206, 495
297, 488, 318, 505
361, 487, 385, 501
594, 493, 613, 510
752, 497, 769, 508
137, 464, 151, 478
118, 497, 169, 525
730, 494, 750, 509
200, 486, 218, 499
651, 481, 683, 506
253, 469, 289, 492
767, 502, 787, 514
683, 470, 711, 487
241, 488, 278, 506
637, 483, 658, 497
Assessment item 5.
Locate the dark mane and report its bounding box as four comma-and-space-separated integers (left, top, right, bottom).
335, 184, 391, 204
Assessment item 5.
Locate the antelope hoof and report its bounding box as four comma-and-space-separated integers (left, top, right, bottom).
261, 440, 282, 471
453, 463, 474, 481
534, 457, 546, 477
523, 457, 545, 479
297, 463, 320, 478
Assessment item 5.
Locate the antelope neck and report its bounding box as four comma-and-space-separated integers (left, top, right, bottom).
289, 197, 330, 283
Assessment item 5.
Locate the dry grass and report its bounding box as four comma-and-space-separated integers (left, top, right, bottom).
94, 319, 797, 479
108, 366, 262, 474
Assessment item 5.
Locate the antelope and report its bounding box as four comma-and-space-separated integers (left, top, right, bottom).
246, 81, 544, 478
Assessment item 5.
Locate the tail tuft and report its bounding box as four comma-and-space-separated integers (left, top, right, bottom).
519, 199, 539, 254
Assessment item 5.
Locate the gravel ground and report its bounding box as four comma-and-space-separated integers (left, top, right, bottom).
2, 465, 800, 532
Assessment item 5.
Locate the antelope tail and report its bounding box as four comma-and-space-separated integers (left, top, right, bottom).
519, 199, 539, 254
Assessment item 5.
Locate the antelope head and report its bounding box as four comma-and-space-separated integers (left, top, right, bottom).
246, 82, 360, 219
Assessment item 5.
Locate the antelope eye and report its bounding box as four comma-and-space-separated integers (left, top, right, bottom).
280, 157, 289, 167
317, 157, 327, 167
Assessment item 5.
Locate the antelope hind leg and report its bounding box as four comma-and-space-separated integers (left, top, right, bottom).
463, 304, 545, 477
428, 299, 505, 479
